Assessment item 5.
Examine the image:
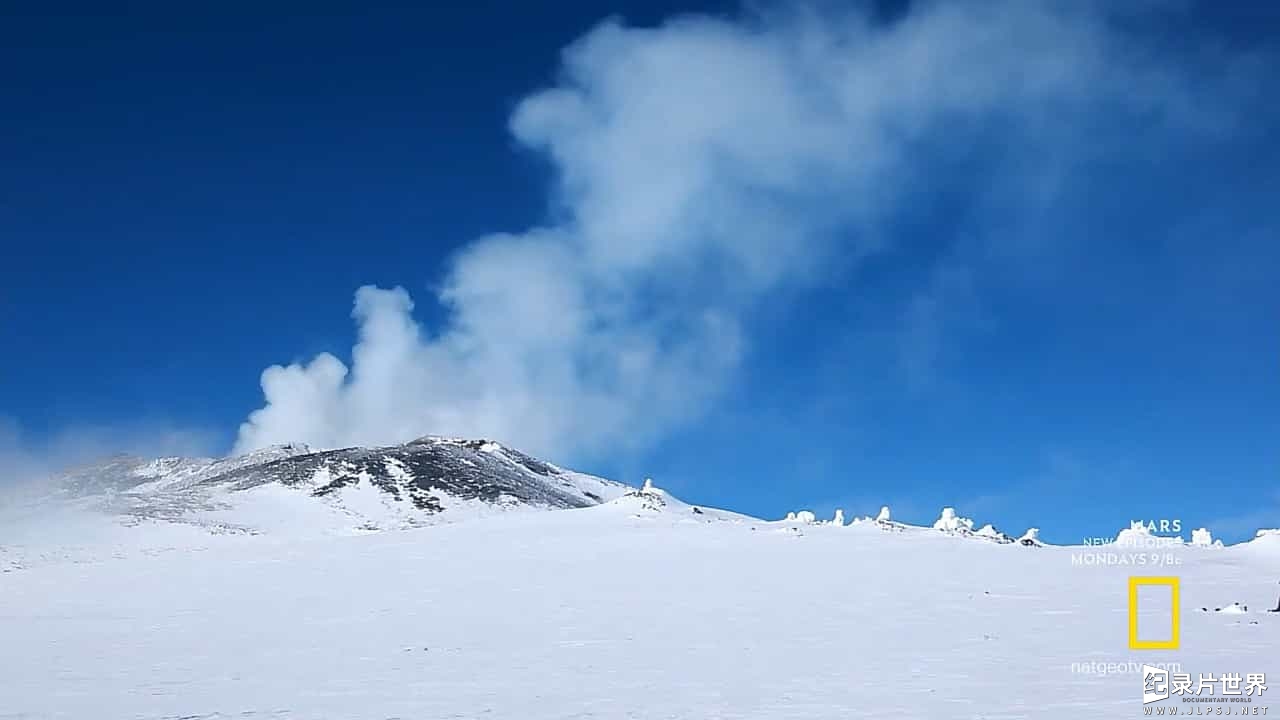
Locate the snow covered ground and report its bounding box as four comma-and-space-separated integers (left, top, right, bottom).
3, 494, 1279, 719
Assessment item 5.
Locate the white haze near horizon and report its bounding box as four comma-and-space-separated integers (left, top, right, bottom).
0, 417, 216, 490
232, 0, 1251, 463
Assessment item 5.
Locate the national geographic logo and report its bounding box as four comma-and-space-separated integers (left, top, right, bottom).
1130, 576, 1179, 650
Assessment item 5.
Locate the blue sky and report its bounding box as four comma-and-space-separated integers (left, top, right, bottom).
2, 0, 1277, 543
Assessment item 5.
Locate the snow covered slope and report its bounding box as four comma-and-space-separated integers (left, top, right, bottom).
4, 445, 1280, 718
2, 501, 1279, 719
10, 436, 628, 540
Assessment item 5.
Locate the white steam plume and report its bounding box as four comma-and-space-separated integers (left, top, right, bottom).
235, 0, 1224, 460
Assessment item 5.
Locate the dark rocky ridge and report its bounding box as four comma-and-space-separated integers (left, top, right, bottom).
191, 438, 615, 512
49, 437, 628, 527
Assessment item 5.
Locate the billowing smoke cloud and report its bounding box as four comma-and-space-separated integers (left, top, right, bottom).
235, 0, 1227, 460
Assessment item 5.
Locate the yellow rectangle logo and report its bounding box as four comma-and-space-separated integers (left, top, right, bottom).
1129, 576, 1180, 650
